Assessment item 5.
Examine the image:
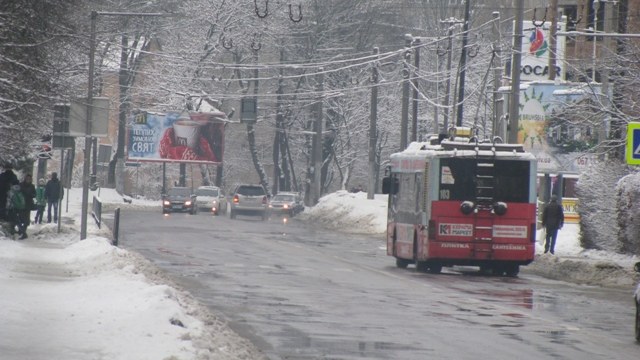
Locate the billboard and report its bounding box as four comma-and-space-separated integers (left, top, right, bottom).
127, 111, 225, 164
518, 19, 566, 81
513, 81, 602, 173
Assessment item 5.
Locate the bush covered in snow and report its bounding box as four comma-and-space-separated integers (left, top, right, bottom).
616, 171, 640, 255
576, 159, 632, 251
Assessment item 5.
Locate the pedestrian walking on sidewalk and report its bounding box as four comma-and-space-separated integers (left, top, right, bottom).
34, 178, 46, 224
44, 172, 63, 223
20, 174, 36, 227
542, 194, 564, 254
6, 182, 27, 239
0, 164, 18, 220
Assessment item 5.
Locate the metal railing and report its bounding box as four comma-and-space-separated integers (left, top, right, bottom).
91, 196, 102, 228
113, 208, 120, 246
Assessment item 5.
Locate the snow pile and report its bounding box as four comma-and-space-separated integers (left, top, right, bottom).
575, 160, 633, 251
616, 171, 640, 254
298, 190, 387, 234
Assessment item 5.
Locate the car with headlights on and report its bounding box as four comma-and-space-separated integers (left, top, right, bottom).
634, 261, 640, 342
195, 186, 228, 215
269, 192, 304, 217
162, 187, 197, 215
230, 184, 269, 220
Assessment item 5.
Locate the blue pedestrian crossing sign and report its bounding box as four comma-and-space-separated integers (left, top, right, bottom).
627, 122, 640, 165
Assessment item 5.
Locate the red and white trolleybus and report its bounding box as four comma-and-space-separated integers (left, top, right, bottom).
382, 130, 537, 276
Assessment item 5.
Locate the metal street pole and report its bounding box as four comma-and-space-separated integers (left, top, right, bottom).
440, 18, 463, 133
491, 12, 504, 139
312, 68, 324, 205
548, 0, 558, 81
400, 34, 412, 150
455, 0, 472, 127
80, 11, 97, 240
508, 0, 524, 144
411, 38, 420, 142
368, 48, 379, 200
81, 10, 171, 240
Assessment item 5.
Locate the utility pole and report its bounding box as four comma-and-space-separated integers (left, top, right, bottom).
273, 48, 285, 195
599, 0, 615, 148
81, 10, 169, 240
455, 0, 472, 127
400, 34, 412, 150
548, 0, 558, 81
508, 0, 525, 144
368, 48, 379, 200
411, 38, 420, 142
491, 12, 504, 139
311, 68, 324, 205
441, 18, 463, 133
81, 11, 97, 240
434, 46, 441, 135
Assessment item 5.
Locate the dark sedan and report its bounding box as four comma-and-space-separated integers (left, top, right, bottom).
162, 187, 197, 214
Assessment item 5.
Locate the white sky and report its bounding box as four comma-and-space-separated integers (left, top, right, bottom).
1, 188, 638, 359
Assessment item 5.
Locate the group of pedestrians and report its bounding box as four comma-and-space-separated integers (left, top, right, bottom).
0, 164, 63, 239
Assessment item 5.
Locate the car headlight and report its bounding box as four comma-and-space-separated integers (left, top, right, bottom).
185, 200, 192, 206
283, 204, 289, 209
163, 200, 170, 206
212, 200, 218, 205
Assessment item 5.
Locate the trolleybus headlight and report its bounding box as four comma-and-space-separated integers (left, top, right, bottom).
493, 202, 508, 216
460, 201, 475, 215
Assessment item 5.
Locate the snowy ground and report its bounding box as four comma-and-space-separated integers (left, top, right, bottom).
1, 188, 638, 359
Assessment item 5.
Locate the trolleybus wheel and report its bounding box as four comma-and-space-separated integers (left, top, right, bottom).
396, 258, 410, 269
427, 264, 442, 274
504, 264, 520, 277
415, 261, 428, 272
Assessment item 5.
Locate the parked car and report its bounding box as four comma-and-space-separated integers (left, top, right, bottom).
230, 184, 269, 220
269, 192, 304, 217
162, 187, 197, 215
635, 261, 640, 342
195, 186, 228, 215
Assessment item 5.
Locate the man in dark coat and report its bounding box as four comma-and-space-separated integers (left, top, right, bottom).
0, 164, 18, 220
44, 172, 63, 223
20, 174, 36, 231
542, 194, 564, 254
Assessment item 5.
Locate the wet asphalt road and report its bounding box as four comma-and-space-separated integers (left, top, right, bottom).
117, 209, 639, 360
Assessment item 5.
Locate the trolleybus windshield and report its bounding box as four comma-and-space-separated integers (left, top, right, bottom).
439, 158, 530, 203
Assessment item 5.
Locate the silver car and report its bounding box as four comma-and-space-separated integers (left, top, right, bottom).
195, 186, 228, 215
230, 184, 269, 220
269, 192, 304, 217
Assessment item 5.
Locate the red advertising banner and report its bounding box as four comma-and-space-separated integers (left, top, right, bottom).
127, 110, 225, 164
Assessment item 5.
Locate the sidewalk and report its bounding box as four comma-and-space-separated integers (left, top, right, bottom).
0, 188, 264, 360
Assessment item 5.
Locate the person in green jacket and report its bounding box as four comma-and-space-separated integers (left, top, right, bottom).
34, 178, 46, 224
6, 182, 27, 239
